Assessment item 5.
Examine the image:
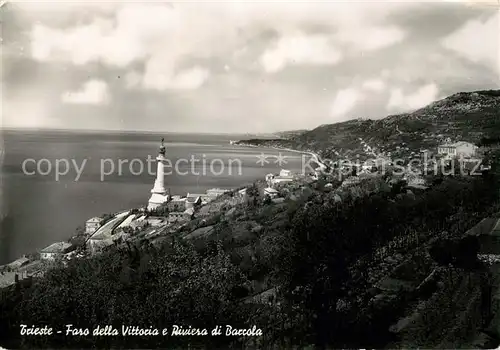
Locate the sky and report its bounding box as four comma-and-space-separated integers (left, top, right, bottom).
1, 0, 499, 133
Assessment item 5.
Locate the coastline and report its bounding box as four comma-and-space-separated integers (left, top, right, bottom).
1, 142, 320, 273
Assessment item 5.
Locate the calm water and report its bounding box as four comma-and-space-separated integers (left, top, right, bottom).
0, 129, 310, 264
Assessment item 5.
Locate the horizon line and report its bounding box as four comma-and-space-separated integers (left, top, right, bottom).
0, 126, 295, 136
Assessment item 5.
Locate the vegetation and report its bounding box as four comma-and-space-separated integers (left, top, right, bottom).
238, 90, 500, 161
1, 168, 499, 348
1, 91, 500, 348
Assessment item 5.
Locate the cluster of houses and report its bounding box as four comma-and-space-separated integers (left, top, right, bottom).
436, 140, 478, 159
0, 139, 489, 295
264, 169, 295, 202
162, 188, 229, 223
82, 187, 231, 255
321, 140, 485, 193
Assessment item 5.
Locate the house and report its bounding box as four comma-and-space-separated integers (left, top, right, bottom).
271, 174, 294, 185
7, 256, 30, 270
167, 208, 194, 224
0, 271, 30, 296
40, 242, 74, 261
166, 197, 187, 212
264, 187, 279, 199
279, 169, 292, 177
206, 188, 229, 199
236, 188, 248, 201
199, 194, 212, 204
85, 213, 128, 254
85, 217, 101, 234
185, 194, 202, 209
437, 141, 478, 159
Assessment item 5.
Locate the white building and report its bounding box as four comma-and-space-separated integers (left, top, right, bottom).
264, 187, 279, 198
85, 217, 101, 234
167, 197, 187, 211
269, 170, 294, 186
437, 141, 478, 159
206, 188, 228, 199
40, 242, 74, 261
147, 138, 170, 211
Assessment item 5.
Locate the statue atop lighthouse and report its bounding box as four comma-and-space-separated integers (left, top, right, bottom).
147, 137, 170, 211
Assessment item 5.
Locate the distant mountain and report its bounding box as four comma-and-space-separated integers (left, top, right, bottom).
237, 90, 500, 160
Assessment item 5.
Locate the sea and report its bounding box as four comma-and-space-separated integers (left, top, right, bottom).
0, 129, 312, 265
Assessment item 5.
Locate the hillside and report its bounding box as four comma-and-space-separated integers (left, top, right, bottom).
275, 129, 309, 139
238, 90, 500, 160
1, 89, 500, 349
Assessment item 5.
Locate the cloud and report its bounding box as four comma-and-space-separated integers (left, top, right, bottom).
29, 3, 209, 90
387, 83, 439, 111
442, 12, 499, 77
260, 33, 342, 73
336, 25, 405, 51
27, 2, 414, 82
61, 80, 110, 105
331, 88, 360, 118
6, 1, 497, 132
142, 66, 210, 91
362, 79, 386, 92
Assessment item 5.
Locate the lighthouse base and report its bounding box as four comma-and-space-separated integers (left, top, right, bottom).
147, 193, 170, 211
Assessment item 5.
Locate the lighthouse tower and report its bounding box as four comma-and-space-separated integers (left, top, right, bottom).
147, 138, 170, 211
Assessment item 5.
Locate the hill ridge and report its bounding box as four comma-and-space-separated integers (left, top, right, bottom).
239, 89, 500, 160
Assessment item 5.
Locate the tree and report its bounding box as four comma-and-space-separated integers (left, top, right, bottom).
247, 183, 261, 207
263, 195, 272, 205
5, 241, 251, 349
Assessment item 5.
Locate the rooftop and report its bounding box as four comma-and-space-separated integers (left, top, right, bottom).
274, 175, 294, 179
186, 196, 201, 203
0, 272, 18, 289
264, 187, 279, 193
41, 241, 72, 254
7, 257, 29, 270
439, 141, 476, 148
86, 217, 101, 223
206, 188, 229, 194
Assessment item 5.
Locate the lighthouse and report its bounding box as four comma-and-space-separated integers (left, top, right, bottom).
147, 138, 170, 211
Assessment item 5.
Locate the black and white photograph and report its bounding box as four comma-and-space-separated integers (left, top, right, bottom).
1, 0, 500, 348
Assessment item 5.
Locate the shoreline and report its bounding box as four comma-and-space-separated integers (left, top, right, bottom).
1, 142, 320, 270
